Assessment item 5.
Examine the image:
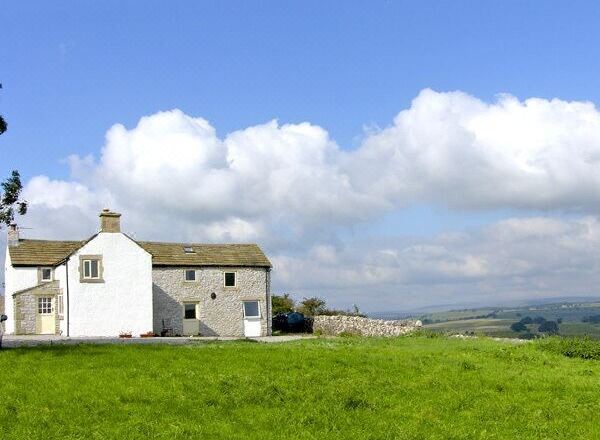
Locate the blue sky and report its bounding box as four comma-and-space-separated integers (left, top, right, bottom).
4, 2, 600, 311
4, 1, 600, 179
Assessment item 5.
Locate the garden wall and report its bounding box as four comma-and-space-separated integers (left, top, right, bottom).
313, 315, 422, 337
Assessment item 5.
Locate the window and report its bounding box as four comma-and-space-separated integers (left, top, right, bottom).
243, 301, 260, 318
80, 255, 103, 282
57, 294, 64, 317
184, 303, 197, 319
183, 246, 195, 254
185, 269, 196, 281
40, 267, 52, 282
38, 297, 52, 314
83, 259, 100, 279
224, 272, 236, 287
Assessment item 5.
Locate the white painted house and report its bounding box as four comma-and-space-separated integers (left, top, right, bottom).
3, 210, 272, 337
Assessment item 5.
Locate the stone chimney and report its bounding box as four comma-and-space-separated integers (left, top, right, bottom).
7, 223, 19, 247
99, 209, 121, 233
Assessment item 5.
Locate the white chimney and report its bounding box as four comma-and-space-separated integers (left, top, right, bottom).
7, 223, 19, 247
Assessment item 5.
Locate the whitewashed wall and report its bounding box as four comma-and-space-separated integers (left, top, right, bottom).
3, 248, 69, 335
68, 233, 153, 337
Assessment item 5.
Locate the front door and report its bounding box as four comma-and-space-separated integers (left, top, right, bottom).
36, 297, 55, 335
243, 301, 261, 337
182, 303, 200, 336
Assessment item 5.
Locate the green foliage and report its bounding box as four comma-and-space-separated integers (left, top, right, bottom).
582, 314, 600, 324
0, 170, 28, 228
297, 296, 327, 316
0, 337, 599, 438
510, 321, 528, 332
538, 320, 559, 334
271, 294, 295, 315
0, 115, 6, 135
537, 336, 600, 360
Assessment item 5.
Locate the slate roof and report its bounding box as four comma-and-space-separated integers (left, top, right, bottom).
8, 238, 271, 268
138, 242, 271, 267
8, 239, 86, 266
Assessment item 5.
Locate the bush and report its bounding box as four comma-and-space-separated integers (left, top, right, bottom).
272, 294, 295, 315
538, 320, 559, 334
532, 316, 546, 325
582, 314, 600, 324
510, 321, 528, 332
520, 316, 533, 324
537, 337, 600, 360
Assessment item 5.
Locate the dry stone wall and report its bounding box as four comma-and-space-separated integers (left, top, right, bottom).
313, 315, 422, 337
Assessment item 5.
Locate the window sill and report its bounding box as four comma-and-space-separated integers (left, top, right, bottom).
80, 278, 105, 284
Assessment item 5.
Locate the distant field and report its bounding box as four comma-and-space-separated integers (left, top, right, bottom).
425, 318, 600, 339
419, 301, 600, 339
1, 336, 600, 439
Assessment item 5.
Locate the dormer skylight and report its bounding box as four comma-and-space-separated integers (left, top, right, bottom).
183, 246, 195, 254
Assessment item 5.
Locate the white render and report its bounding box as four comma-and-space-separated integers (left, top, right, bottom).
4, 212, 272, 337
67, 232, 153, 337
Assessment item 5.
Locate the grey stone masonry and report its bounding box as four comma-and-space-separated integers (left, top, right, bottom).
152, 266, 271, 337
13, 282, 61, 335
313, 315, 422, 337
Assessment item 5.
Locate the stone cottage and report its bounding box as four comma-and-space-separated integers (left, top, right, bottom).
3, 210, 272, 337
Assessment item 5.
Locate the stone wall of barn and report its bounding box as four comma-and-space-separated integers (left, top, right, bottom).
152, 266, 271, 337
313, 315, 422, 337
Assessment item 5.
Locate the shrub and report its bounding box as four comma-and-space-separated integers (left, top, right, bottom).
510, 321, 528, 332
537, 337, 600, 360
520, 316, 533, 324
538, 320, 559, 334
582, 314, 600, 324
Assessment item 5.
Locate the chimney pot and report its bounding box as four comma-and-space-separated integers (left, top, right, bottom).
99, 209, 121, 233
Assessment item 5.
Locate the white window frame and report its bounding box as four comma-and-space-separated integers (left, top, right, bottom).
243, 300, 261, 318
57, 294, 64, 317
183, 303, 198, 320
38, 297, 53, 315
184, 269, 197, 282
82, 259, 100, 280
40, 267, 53, 282
224, 271, 236, 287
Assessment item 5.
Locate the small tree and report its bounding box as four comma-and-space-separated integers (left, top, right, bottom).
510, 321, 528, 332
520, 316, 533, 324
0, 83, 6, 135
0, 170, 27, 228
298, 297, 327, 316
271, 294, 295, 315
538, 320, 559, 334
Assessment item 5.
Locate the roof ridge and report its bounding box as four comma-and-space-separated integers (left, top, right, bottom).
137, 240, 260, 246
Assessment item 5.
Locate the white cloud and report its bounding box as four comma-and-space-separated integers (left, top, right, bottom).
9, 89, 600, 308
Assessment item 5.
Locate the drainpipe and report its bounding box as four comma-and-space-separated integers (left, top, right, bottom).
266, 267, 271, 336
65, 258, 70, 337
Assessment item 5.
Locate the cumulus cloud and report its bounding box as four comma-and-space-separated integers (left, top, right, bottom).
275, 216, 600, 311
8, 89, 600, 308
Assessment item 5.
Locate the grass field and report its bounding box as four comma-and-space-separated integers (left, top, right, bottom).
1, 336, 600, 439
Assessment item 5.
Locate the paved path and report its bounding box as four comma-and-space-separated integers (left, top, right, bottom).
1, 334, 315, 348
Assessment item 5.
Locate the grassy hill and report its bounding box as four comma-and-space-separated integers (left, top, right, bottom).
1, 335, 599, 439
418, 301, 600, 339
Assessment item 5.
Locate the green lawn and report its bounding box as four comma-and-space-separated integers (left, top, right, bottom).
1, 336, 599, 439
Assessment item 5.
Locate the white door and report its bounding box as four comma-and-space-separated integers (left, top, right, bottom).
36, 297, 55, 335
182, 303, 200, 336
243, 301, 261, 337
